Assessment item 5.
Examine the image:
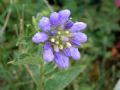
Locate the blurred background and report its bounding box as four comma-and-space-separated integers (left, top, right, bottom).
0, 0, 120, 90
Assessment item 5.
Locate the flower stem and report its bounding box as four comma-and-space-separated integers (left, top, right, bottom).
37, 45, 44, 90
37, 60, 44, 90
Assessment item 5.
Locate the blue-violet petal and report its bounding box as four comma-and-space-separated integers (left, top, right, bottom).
50, 12, 60, 26
43, 47, 54, 63
59, 9, 71, 23
69, 22, 87, 32
71, 32, 87, 43
69, 47, 80, 60
32, 32, 48, 43
54, 52, 69, 69
38, 17, 51, 32
65, 20, 73, 29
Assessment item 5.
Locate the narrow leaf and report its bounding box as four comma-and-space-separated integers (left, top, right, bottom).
8, 55, 41, 65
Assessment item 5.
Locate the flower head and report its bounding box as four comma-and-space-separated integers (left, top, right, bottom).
32, 9, 87, 69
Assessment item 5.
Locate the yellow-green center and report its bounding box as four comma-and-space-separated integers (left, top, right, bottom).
50, 30, 71, 50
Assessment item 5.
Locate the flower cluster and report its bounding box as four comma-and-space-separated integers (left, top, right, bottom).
32, 9, 87, 69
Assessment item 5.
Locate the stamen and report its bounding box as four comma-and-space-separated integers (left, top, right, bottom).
51, 38, 55, 42
56, 36, 59, 39
55, 41, 60, 44
54, 45, 59, 52
59, 45, 63, 50
70, 17, 72, 20
61, 36, 69, 42
65, 31, 69, 34
57, 31, 61, 35
66, 42, 71, 47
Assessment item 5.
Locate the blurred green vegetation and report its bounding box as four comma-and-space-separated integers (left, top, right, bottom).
0, 0, 120, 90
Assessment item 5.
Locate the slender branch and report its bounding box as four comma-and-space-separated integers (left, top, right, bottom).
38, 60, 44, 90
25, 65, 37, 84
15, 80, 33, 87
37, 45, 44, 90
1, 8, 11, 33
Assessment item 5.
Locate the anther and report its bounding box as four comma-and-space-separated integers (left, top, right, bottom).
65, 31, 69, 34
70, 17, 72, 20
55, 41, 60, 44
51, 38, 55, 42
57, 31, 61, 35
59, 45, 63, 50
66, 42, 71, 47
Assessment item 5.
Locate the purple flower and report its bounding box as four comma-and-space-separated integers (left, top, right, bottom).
32, 9, 87, 69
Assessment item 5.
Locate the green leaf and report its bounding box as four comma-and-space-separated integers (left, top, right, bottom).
44, 62, 56, 75
45, 65, 86, 90
79, 84, 93, 90
8, 55, 41, 65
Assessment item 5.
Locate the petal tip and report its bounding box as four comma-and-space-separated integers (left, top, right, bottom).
70, 22, 87, 32
50, 12, 60, 26
38, 17, 51, 32
32, 32, 48, 43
